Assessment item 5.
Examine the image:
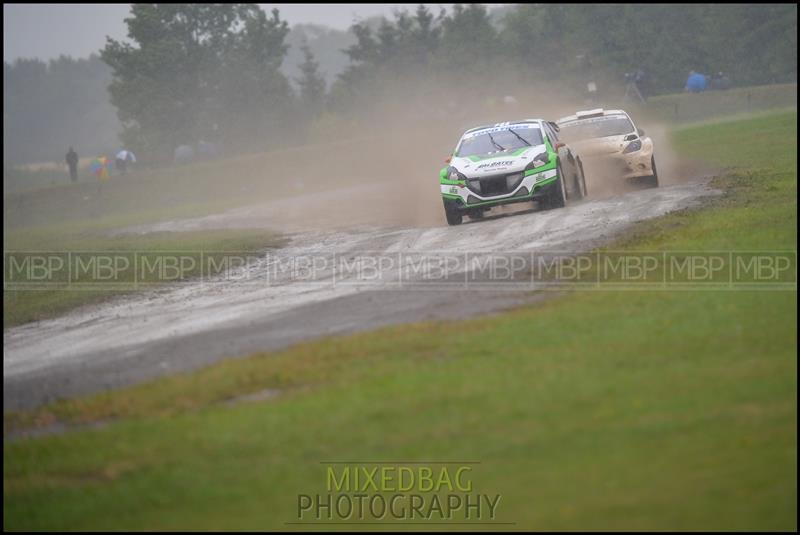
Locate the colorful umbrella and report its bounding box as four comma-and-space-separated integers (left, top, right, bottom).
89, 156, 113, 180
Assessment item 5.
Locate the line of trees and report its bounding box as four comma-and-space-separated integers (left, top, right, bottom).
328, 3, 797, 112
5, 4, 796, 165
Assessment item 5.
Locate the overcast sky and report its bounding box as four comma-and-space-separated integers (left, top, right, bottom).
3, 4, 462, 62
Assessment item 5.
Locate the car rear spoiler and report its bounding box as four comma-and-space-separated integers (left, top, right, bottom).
575, 108, 605, 119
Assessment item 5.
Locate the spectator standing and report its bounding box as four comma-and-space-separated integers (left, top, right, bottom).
65, 146, 79, 182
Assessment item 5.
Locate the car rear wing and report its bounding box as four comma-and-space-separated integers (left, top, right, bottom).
575, 108, 605, 119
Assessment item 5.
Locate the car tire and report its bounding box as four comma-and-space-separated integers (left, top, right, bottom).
577, 158, 588, 197
443, 199, 463, 226
570, 163, 585, 201
543, 162, 567, 209
639, 156, 658, 188
647, 156, 660, 188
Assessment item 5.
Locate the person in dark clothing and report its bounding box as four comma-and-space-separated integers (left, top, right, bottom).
710, 72, 732, 90
66, 146, 79, 182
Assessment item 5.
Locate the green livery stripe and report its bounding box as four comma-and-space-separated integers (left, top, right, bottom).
533, 175, 558, 188
543, 136, 559, 165
440, 179, 465, 186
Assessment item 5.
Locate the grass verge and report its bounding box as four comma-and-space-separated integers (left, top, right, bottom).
633, 82, 797, 125
4, 229, 285, 328
3, 111, 797, 530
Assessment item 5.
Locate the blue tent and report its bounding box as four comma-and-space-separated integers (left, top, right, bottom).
686, 72, 708, 92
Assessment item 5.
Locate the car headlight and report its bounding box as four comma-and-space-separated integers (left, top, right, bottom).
525, 152, 550, 171
447, 166, 466, 181
623, 139, 642, 154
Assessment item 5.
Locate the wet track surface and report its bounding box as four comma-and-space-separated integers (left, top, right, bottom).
4, 178, 719, 409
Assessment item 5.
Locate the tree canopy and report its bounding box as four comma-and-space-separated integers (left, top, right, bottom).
100, 4, 294, 161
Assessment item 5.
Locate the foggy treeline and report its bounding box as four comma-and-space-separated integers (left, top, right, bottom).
3, 3, 797, 165
3, 55, 119, 164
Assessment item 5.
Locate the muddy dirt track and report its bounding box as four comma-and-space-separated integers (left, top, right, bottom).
4, 172, 720, 410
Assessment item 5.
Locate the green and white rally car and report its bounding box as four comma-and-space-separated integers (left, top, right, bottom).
440, 120, 587, 225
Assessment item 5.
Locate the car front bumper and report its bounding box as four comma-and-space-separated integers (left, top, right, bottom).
440, 168, 558, 209
584, 144, 654, 180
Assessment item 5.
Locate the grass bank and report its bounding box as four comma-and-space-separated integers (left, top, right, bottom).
632, 82, 797, 125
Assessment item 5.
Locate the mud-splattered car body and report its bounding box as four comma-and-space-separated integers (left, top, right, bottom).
439, 120, 586, 225
557, 109, 658, 187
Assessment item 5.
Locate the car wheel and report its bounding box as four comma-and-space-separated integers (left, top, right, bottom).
648, 156, 660, 188
570, 167, 584, 200
542, 162, 567, 210
443, 199, 463, 226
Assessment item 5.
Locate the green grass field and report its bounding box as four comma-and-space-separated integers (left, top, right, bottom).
4, 111, 797, 530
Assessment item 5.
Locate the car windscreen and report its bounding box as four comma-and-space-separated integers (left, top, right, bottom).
559, 116, 635, 142
456, 126, 544, 157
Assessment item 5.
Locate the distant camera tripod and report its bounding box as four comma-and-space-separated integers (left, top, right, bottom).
623, 81, 646, 104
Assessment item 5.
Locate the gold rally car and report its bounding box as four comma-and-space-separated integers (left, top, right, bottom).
556, 108, 658, 188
